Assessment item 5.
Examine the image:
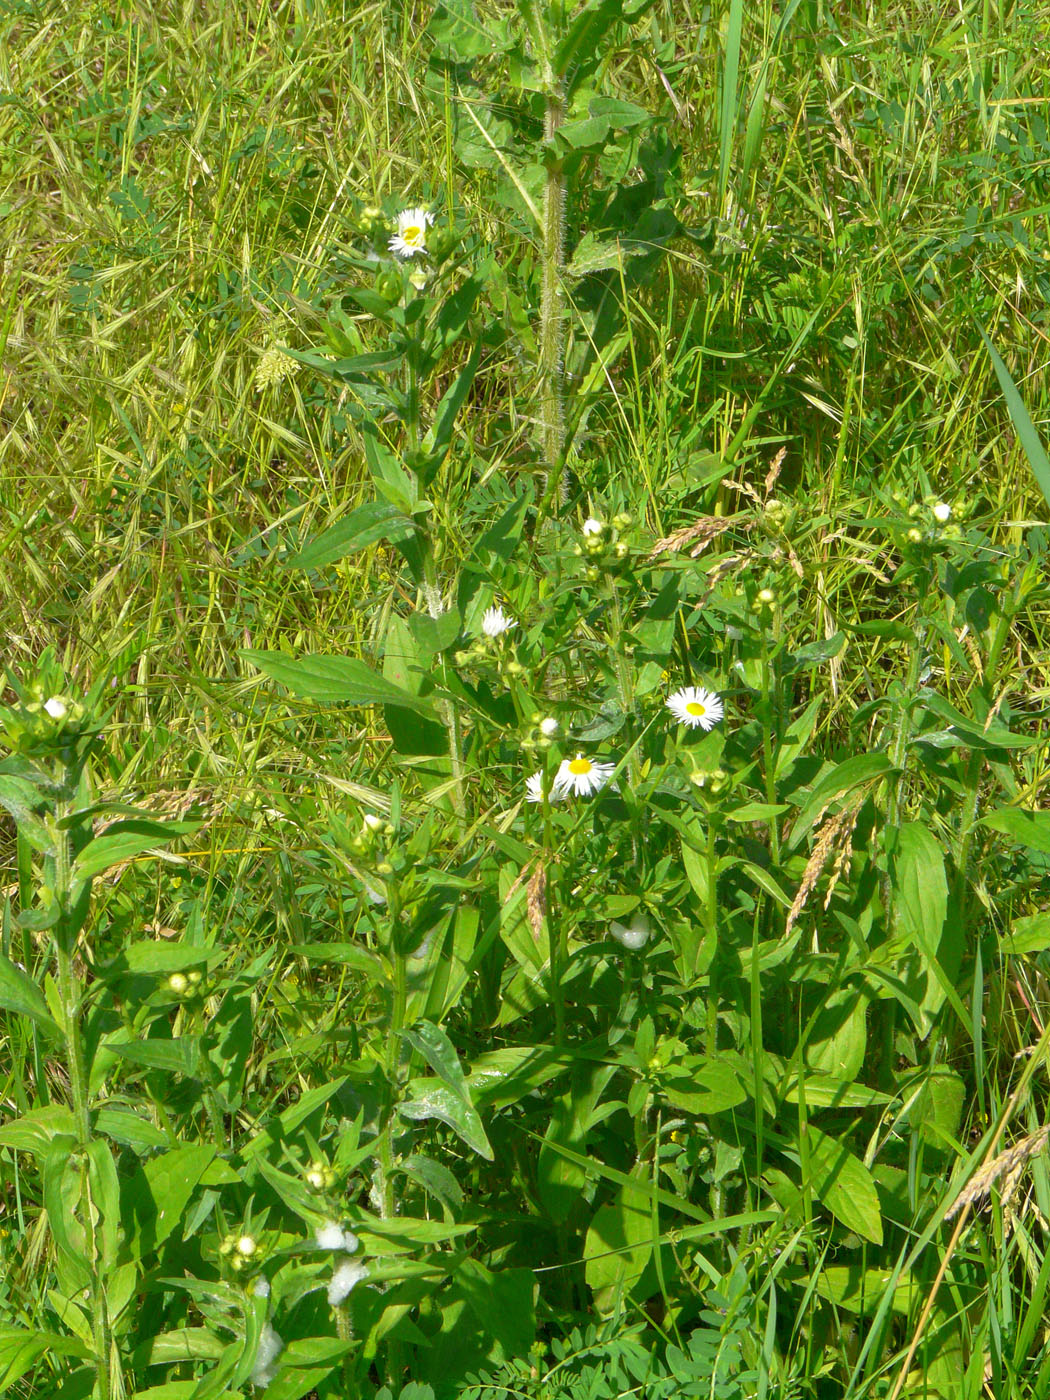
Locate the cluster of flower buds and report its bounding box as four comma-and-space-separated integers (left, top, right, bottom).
167, 969, 204, 1000
220, 1231, 265, 1274
304, 1159, 339, 1193
689, 766, 730, 797
0, 690, 94, 759
574, 513, 633, 580
454, 604, 527, 681
750, 585, 778, 617
521, 714, 560, 754
347, 812, 396, 870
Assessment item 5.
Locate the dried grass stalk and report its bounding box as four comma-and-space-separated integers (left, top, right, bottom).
527, 864, 547, 943
764, 446, 787, 497
945, 1125, 1050, 1221
785, 802, 862, 937
649, 515, 737, 560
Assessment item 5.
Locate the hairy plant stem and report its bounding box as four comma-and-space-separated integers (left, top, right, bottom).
704, 813, 720, 1056
52, 801, 114, 1400
379, 907, 408, 1389
539, 88, 567, 509
952, 595, 1014, 925
422, 551, 466, 819
758, 625, 780, 864
542, 799, 566, 1047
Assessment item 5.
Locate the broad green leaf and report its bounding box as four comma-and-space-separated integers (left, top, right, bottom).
259, 1338, 356, 1400
398, 1080, 493, 1160
95, 1105, 170, 1153
422, 341, 481, 466
457, 1258, 536, 1357
289, 942, 384, 979
242, 649, 436, 715
108, 1037, 201, 1077
583, 1171, 653, 1310
979, 325, 1050, 508
805, 989, 868, 1080
115, 942, 218, 975
0, 1104, 75, 1153
1001, 913, 1050, 955
72, 819, 199, 882
134, 1329, 226, 1366
815, 1265, 917, 1316
0, 953, 59, 1036
284, 501, 417, 570
0, 1328, 90, 1389
894, 822, 958, 1034
402, 1020, 470, 1095
120, 1143, 218, 1260
801, 1123, 883, 1245
911, 1067, 965, 1148
981, 807, 1050, 855
662, 1055, 749, 1115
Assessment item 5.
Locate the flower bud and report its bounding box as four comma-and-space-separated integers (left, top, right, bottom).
427, 225, 458, 264
375, 269, 404, 303
906, 527, 923, 543
931, 501, 951, 523
167, 972, 188, 995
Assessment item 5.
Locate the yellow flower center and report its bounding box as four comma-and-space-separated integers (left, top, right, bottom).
568, 758, 592, 775
686, 701, 707, 716
403, 224, 422, 243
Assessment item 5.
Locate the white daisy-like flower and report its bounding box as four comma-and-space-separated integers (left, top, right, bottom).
389, 207, 433, 258
251, 1321, 283, 1389
609, 913, 651, 951
328, 1259, 369, 1307
43, 697, 68, 720
666, 686, 724, 732
582, 517, 604, 536
539, 716, 559, 737
482, 605, 516, 637
525, 770, 562, 804
932, 501, 951, 523
553, 754, 615, 798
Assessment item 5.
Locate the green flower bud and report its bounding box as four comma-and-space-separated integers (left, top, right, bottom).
375, 269, 404, 304
427, 225, 458, 264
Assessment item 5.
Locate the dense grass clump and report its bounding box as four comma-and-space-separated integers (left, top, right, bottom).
2, 2, 1050, 1398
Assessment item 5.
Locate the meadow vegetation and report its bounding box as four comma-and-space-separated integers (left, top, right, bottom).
2, 0, 1050, 1396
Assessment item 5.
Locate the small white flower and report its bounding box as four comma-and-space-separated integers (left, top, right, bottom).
525, 770, 560, 804
582, 517, 604, 537
666, 686, 724, 732
236, 1235, 258, 1257
389, 207, 433, 258
43, 697, 68, 720
539, 716, 559, 737
482, 605, 516, 637
609, 913, 651, 951
553, 754, 615, 798
328, 1259, 369, 1306
251, 1321, 283, 1389
932, 501, 951, 523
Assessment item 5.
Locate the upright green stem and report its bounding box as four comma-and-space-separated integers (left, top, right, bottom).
704, 815, 720, 1057
542, 800, 566, 1047
539, 86, 567, 508
52, 804, 114, 1400
758, 627, 780, 864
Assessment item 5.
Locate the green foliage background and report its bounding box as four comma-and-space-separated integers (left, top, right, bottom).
2, 0, 1050, 1397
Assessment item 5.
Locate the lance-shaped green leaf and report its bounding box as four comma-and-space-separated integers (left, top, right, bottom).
398, 1083, 492, 1160
241, 650, 437, 715
0, 953, 60, 1036
284, 501, 417, 571
980, 324, 1050, 509
71, 818, 201, 882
